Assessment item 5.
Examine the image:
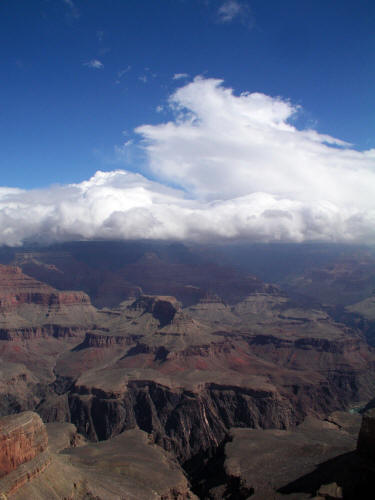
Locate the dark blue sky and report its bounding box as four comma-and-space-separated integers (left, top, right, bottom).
1, 0, 374, 188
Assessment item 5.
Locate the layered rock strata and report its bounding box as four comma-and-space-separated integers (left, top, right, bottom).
0, 412, 50, 496
0, 411, 48, 476
0, 414, 196, 499
0, 265, 91, 312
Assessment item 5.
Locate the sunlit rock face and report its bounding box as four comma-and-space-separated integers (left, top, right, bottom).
0, 411, 48, 477
0, 412, 51, 498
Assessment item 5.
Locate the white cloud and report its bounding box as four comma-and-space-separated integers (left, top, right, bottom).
2, 77, 375, 246
173, 73, 189, 80
1, 169, 374, 247
136, 78, 375, 209
217, 1, 249, 23
84, 59, 104, 70
138, 75, 147, 83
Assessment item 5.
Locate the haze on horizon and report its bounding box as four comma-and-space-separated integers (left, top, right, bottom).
1, 0, 374, 246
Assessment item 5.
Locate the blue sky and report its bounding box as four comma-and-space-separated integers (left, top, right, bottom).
1, 0, 375, 246
1, 0, 374, 188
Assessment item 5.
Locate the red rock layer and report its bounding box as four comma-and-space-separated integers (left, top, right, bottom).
0, 264, 91, 311
0, 411, 48, 477
0, 451, 51, 497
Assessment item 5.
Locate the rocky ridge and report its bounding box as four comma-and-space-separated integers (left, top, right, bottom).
0, 411, 196, 499
0, 412, 50, 496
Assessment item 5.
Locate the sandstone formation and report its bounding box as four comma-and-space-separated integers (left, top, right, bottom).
0, 412, 50, 496
0, 264, 97, 339
0, 264, 91, 312
0, 411, 48, 477
0, 412, 196, 499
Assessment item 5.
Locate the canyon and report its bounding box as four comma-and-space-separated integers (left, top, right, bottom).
0, 241, 375, 498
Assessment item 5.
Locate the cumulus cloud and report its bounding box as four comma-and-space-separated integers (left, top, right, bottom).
0, 171, 185, 246
137, 78, 375, 209
1, 169, 374, 247
83, 59, 104, 69
1, 77, 375, 246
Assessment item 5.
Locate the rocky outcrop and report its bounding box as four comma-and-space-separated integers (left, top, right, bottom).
130, 295, 181, 327
0, 363, 43, 418
0, 411, 51, 497
0, 411, 48, 477
0, 265, 98, 349
0, 265, 91, 311
0, 416, 196, 499
0, 450, 51, 497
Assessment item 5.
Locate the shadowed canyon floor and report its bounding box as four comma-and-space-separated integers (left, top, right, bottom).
1, 242, 375, 498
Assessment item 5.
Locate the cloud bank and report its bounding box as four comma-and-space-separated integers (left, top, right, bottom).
2, 77, 375, 246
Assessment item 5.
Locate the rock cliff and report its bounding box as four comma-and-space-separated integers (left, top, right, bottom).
0, 265, 91, 312
0, 411, 48, 477
0, 413, 196, 499
0, 411, 50, 497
